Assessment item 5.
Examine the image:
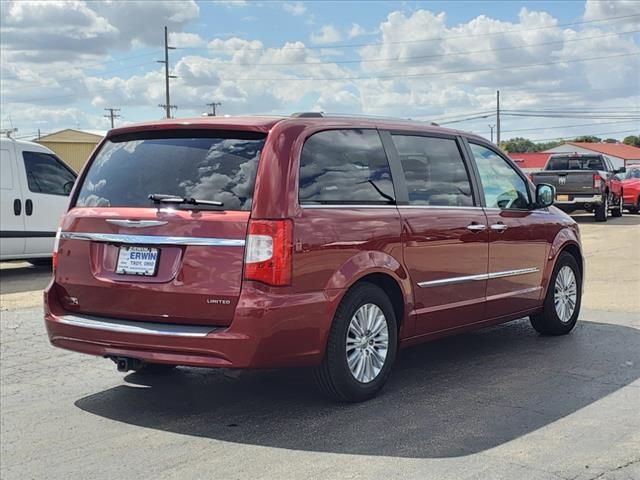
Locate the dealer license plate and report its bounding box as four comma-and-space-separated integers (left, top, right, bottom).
116, 246, 159, 276
556, 194, 569, 202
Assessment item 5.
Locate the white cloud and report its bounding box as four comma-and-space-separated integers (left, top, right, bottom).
169, 32, 205, 48
583, 0, 640, 28
348, 23, 367, 38
311, 25, 342, 44
283, 2, 306, 16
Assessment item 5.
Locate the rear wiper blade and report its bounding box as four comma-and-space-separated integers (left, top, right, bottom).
148, 193, 224, 207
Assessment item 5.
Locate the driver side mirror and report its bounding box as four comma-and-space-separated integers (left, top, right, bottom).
616, 167, 626, 174
535, 184, 554, 209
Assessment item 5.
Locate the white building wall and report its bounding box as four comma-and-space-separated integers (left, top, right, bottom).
543, 145, 625, 169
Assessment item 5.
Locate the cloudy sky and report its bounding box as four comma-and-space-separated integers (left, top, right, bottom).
1, 0, 638, 142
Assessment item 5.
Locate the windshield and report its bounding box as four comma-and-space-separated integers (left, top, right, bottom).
75, 131, 265, 210
546, 155, 605, 171
623, 168, 640, 180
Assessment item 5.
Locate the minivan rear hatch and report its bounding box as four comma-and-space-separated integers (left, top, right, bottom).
54, 129, 266, 326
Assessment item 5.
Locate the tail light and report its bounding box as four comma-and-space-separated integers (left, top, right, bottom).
244, 219, 293, 286
593, 174, 602, 189
52, 227, 61, 273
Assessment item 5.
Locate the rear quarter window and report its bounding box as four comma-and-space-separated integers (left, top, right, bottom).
298, 129, 395, 205
75, 132, 265, 210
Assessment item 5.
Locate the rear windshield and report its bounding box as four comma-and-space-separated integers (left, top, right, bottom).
75, 131, 265, 210
546, 155, 605, 171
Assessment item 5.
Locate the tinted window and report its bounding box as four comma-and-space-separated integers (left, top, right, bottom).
299, 129, 395, 204
23, 151, 76, 196
546, 155, 605, 171
470, 143, 530, 210
76, 133, 265, 210
392, 135, 473, 206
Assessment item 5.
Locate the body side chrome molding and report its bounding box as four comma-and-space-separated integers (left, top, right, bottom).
418, 267, 540, 288
60, 232, 245, 247
57, 314, 218, 337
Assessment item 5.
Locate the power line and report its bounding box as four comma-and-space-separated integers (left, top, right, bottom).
217, 52, 638, 82
183, 29, 640, 67
200, 13, 640, 53
479, 119, 638, 135
206, 102, 222, 116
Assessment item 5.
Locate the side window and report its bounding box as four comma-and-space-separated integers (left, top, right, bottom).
299, 129, 395, 204
469, 143, 530, 210
1, 150, 13, 190
23, 151, 76, 196
392, 135, 474, 207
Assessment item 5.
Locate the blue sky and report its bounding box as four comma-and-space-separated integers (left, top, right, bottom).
1, 0, 638, 142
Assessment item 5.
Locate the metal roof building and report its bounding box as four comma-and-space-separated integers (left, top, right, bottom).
36, 129, 105, 172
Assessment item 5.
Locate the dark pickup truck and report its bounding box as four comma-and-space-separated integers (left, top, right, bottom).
531, 153, 625, 222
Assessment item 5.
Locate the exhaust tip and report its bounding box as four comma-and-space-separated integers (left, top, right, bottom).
110, 356, 143, 372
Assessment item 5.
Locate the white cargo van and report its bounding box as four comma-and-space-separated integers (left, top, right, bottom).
1, 136, 77, 264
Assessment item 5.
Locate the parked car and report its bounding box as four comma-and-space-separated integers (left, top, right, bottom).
619, 165, 640, 214
1, 136, 77, 264
44, 114, 584, 402
530, 153, 625, 222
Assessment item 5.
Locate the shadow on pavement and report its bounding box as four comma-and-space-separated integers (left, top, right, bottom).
0, 262, 52, 294
75, 318, 640, 458
570, 213, 640, 225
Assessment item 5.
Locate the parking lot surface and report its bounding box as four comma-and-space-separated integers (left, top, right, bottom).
1, 214, 639, 480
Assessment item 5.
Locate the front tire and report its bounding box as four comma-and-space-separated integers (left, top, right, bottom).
611, 193, 623, 218
314, 282, 398, 402
530, 252, 582, 336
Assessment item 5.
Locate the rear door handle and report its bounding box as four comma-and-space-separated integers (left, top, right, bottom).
466, 223, 486, 232
491, 223, 508, 232
25, 199, 33, 216
13, 199, 21, 215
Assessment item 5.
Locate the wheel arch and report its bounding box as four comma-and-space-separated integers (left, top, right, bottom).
541, 227, 584, 299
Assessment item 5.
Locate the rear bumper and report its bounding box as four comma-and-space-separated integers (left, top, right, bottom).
44, 283, 339, 369
554, 194, 602, 206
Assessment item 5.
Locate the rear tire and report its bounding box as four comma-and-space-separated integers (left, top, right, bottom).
530, 252, 582, 336
611, 193, 623, 218
594, 196, 608, 222
314, 282, 397, 402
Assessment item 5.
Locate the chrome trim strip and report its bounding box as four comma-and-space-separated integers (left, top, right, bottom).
418, 273, 488, 288
397, 205, 483, 210
301, 204, 398, 209
60, 232, 245, 247
106, 219, 168, 228
488, 267, 540, 279
57, 314, 217, 337
417, 267, 540, 288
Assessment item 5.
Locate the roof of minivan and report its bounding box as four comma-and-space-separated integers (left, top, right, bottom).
106, 115, 477, 141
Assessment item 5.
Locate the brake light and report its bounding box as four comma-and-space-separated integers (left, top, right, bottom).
52, 227, 61, 273
243, 219, 293, 286
593, 174, 602, 189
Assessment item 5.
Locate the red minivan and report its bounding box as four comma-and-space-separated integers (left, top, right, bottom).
45, 114, 584, 401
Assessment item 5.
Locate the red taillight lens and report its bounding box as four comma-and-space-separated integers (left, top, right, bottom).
593, 174, 602, 189
243, 219, 293, 286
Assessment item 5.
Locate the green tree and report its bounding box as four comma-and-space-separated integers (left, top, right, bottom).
500, 137, 537, 153
603, 138, 619, 143
623, 135, 640, 147
573, 135, 602, 143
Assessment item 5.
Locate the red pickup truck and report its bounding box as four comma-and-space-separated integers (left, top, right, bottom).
531, 153, 625, 222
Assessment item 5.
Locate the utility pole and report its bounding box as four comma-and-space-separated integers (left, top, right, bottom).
103, 108, 121, 128
488, 124, 495, 143
157, 26, 177, 118
206, 102, 222, 116
496, 90, 501, 145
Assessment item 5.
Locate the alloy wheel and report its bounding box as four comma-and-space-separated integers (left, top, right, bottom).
554, 266, 578, 323
346, 303, 389, 383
